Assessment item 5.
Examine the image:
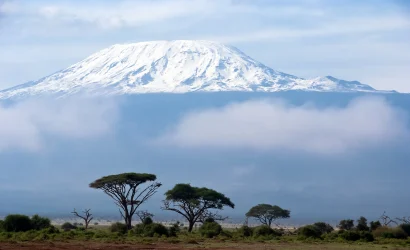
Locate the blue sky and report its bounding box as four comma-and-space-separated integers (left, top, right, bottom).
0, 0, 409, 91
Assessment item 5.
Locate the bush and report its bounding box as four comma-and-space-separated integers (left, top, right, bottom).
133, 223, 168, 237
0, 220, 4, 232
61, 222, 77, 231
253, 225, 282, 237
199, 222, 222, 238
237, 225, 253, 237
109, 222, 128, 234
312, 222, 334, 234
370, 221, 381, 231
169, 221, 181, 237
339, 230, 361, 241
298, 225, 322, 239
31, 214, 51, 230
373, 226, 408, 239
3, 214, 33, 232
400, 224, 410, 236
359, 231, 374, 242
143, 217, 153, 225
338, 219, 354, 230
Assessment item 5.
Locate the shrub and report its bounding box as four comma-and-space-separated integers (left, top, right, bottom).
204, 218, 215, 223
339, 230, 361, 241
338, 219, 354, 230
133, 223, 168, 237
0, 220, 4, 232
356, 216, 369, 231
199, 222, 222, 238
237, 225, 253, 237
253, 225, 282, 237
298, 225, 322, 239
169, 221, 181, 237
372, 226, 408, 239
109, 222, 128, 234
143, 217, 153, 225
370, 221, 381, 231
61, 222, 77, 231
3, 214, 33, 232
359, 231, 374, 242
31, 214, 51, 230
313, 222, 334, 234
400, 224, 410, 236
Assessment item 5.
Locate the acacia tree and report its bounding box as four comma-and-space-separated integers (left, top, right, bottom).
246, 204, 290, 227
162, 183, 235, 232
71, 209, 93, 230
135, 210, 154, 223
89, 173, 161, 230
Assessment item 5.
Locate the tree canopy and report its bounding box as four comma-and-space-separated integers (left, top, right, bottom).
90, 172, 161, 230
162, 183, 234, 232
246, 204, 290, 227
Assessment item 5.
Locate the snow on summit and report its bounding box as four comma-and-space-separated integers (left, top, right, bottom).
0, 40, 380, 99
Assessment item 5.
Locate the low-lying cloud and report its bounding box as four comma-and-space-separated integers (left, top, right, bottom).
0, 97, 118, 151
157, 97, 409, 154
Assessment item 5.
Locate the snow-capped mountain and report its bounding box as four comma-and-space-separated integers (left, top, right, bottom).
0, 40, 385, 99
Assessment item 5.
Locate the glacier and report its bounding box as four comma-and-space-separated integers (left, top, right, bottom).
0, 40, 391, 99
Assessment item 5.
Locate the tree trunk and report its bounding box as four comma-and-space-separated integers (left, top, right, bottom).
188, 221, 195, 232
126, 215, 133, 230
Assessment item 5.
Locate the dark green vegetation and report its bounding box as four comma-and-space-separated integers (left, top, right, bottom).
162, 183, 235, 232
89, 173, 161, 230
1, 171, 409, 249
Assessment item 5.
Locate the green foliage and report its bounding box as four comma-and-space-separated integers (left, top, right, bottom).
169, 221, 181, 237
373, 226, 408, 239
165, 184, 235, 209
253, 225, 283, 237
204, 217, 215, 223
61, 222, 77, 231
370, 221, 381, 231
199, 221, 222, 238
89, 173, 157, 189
237, 225, 253, 237
0, 220, 4, 232
143, 217, 153, 225
356, 216, 369, 231
31, 214, 51, 230
3, 214, 32, 232
338, 219, 354, 230
298, 225, 322, 239
109, 222, 128, 234
359, 231, 374, 242
312, 222, 334, 234
339, 230, 361, 241
133, 222, 169, 237
246, 204, 290, 226
400, 224, 410, 236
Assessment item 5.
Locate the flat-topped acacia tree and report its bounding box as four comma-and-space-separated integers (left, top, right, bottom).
89, 173, 161, 230
162, 183, 235, 232
246, 204, 290, 227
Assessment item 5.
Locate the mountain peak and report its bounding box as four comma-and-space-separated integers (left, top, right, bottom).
0, 40, 386, 99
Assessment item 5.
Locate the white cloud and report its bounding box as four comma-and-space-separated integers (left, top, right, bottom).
157, 97, 409, 154
210, 16, 410, 43
0, 97, 118, 151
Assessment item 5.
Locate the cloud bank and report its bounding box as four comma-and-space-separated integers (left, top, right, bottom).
158, 97, 409, 154
0, 97, 118, 151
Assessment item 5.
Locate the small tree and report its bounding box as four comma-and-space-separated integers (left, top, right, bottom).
162, 183, 234, 232
370, 221, 381, 231
356, 216, 369, 231
72, 209, 93, 229
246, 204, 290, 227
89, 173, 161, 230
31, 214, 51, 230
135, 210, 154, 223
338, 219, 354, 230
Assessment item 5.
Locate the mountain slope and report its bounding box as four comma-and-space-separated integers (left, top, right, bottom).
0, 40, 383, 99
